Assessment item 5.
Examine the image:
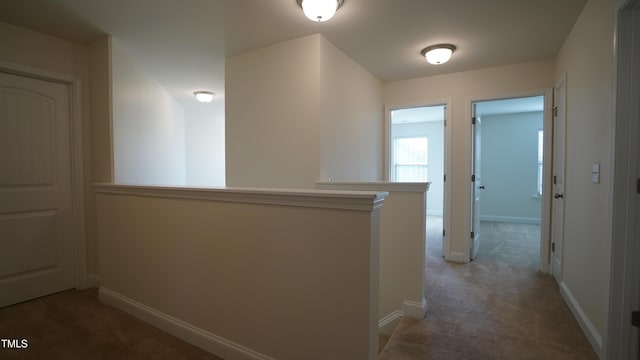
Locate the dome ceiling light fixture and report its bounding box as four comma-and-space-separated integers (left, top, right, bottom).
296, 0, 344, 22
193, 91, 215, 103
421, 44, 457, 65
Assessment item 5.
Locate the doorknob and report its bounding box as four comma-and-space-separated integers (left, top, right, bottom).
554, 193, 564, 199
479, 185, 485, 189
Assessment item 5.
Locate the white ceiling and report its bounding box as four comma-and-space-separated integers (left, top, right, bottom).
0, 0, 585, 112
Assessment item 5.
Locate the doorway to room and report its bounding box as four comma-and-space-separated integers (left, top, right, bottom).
470, 95, 546, 270
389, 104, 448, 258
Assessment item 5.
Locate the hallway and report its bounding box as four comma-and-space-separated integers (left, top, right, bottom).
381, 217, 598, 359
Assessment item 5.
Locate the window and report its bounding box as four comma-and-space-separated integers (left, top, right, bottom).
537, 129, 543, 195
394, 137, 428, 182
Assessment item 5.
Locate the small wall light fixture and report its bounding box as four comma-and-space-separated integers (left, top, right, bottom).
421, 44, 457, 65
297, 0, 344, 22
193, 91, 215, 103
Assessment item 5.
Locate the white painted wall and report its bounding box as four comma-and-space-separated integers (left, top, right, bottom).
226, 34, 383, 189
185, 105, 226, 186
225, 35, 321, 189
316, 182, 428, 331
480, 111, 543, 223
554, 0, 615, 353
391, 121, 445, 216
95, 184, 383, 360
384, 60, 555, 260
111, 39, 186, 185
319, 37, 383, 182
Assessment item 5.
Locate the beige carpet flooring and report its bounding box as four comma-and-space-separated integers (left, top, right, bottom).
0, 288, 223, 359
379, 217, 599, 360
2, 218, 598, 360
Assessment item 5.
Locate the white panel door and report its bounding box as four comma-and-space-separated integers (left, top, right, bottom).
0, 71, 75, 307
551, 77, 567, 283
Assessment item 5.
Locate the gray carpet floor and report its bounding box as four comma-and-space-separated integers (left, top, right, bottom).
0, 288, 223, 359
1, 218, 597, 359
379, 217, 598, 359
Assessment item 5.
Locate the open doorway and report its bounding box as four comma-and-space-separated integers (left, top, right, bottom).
389, 104, 447, 258
470, 95, 546, 270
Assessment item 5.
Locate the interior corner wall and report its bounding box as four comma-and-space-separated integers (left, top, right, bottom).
554, 0, 615, 347
111, 38, 186, 186
318, 36, 383, 182
225, 34, 383, 189
480, 111, 543, 222
383, 60, 555, 260
225, 34, 322, 189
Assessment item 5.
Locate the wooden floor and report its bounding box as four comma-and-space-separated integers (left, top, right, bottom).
0, 288, 223, 359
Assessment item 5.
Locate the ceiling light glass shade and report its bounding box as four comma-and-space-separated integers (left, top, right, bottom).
421, 44, 456, 65
193, 91, 214, 103
298, 0, 343, 22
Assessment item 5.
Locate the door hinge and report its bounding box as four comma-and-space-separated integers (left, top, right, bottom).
472, 116, 477, 125
552, 242, 555, 252
632, 311, 640, 327
554, 175, 557, 185
637, 178, 640, 194
552, 106, 558, 117
471, 174, 476, 182
470, 231, 474, 239
443, 229, 446, 237
444, 174, 446, 182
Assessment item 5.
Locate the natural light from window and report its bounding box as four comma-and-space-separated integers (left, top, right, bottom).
394, 137, 428, 182
537, 129, 543, 195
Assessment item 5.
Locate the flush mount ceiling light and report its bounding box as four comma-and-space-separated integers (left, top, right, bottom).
193, 91, 215, 103
421, 44, 457, 65
296, 0, 344, 22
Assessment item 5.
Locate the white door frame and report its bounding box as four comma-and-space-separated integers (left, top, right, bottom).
606, 0, 640, 358
550, 75, 567, 282
465, 90, 553, 271
0, 60, 90, 289
470, 103, 481, 260
385, 100, 452, 259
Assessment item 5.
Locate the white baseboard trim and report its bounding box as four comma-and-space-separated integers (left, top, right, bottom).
76, 273, 100, 290
559, 282, 602, 358
479, 215, 541, 224
86, 274, 100, 288
402, 298, 427, 319
99, 287, 274, 360
447, 251, 467, 263
378, 310, 403, 335
379, 298, 427, 335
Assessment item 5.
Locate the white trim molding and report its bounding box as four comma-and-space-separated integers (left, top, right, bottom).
560, 282, 602, 357
316, 181, 430, 193
378, 310, 403, 336
447, 251, 467, 263
94, 183, 387, 212
378, 298, 427, 336
402, 298, 427, 319
99, 287, 274, 360
479, 215, 541, 224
